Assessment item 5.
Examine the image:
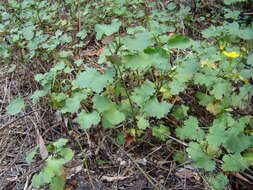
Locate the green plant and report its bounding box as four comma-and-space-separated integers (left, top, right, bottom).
3, 0, 253, 189
26, 138, 74, 190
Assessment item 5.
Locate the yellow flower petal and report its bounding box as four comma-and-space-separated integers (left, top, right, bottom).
223, 51, 240, 59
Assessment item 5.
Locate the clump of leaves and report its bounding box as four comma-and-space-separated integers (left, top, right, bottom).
27, 138, 74, 190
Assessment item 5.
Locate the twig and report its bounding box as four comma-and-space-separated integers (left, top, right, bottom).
23, 175, 31, 190
167, 135, 188, 147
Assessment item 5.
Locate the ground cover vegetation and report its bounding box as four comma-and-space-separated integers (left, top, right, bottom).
1, 0, 253, 189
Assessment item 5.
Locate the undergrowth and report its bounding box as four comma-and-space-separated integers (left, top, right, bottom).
2, 0, 253, 189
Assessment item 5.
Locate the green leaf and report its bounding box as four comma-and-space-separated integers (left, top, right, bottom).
61, 92, 86, 113
210, 81, 231, 100
58, 50, 73, 58
143, 98, 172, 119
168, 79, 187, 95
32, 172, 49, 187
92, 95, 125, 128
122, 52, 153, 71
208, 173, 228, 190
74, 59, 84, 66
102, 108, 125, 127
22, 25, 35, 40
95, 19, 121, 40
223, 134, 253, 153
152, 125, 170, 141
116, 132, 125, 145
31, 173, 43, 187
194, 73, 218, 88
73, 68, 114, 93
206, 125, 227, 147
247, 53, 253, 65
137, 116, 149, 130
53, 138, 68, 149
76, 30, 87, 40
76, 111, 100, 129
122, 31, 154, 51
172, 105, 189, 119
26, 146, 39, 164
6, 97, 25, 115
50, 176, 65, 190
186, 142, 216, 171
167, 34, 192, 49
59, 148, 74, 161
93, 95, 114, 113
176, 116, 205, 141
31, 87, 50, 102
227, 22, 240, 36
32, 169, 54, 187
8, 65, 16, 73
144, 47, 171, 71
59, 34, 72, 44
167, 2, 177, 10
64, 67, 73, 73
46, 156, 65, 176
173, 152, 187, 163
195, 92, 215, 106
222, 153, 250, 171
131, 81, 156, 106
54, 61, 65, 71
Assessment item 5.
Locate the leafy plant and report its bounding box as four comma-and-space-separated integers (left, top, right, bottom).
3, 0, 253, 189
28, 138, 74, 190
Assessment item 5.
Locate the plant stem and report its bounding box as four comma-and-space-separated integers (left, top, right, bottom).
114, 61, 136, 120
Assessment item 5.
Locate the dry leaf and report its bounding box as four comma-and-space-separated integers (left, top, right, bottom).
36, 131, 48, 160
206, 103, 222, 115
83, 48, 104, 57
101, 175, 130, 182
124, 132, 135, 147
102, 35, 114, 44
175, 168, 199, 179
66, 165, 83, 179
64, 187, 73, 190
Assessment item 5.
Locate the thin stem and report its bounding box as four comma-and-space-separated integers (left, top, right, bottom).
114, 61, 136, 120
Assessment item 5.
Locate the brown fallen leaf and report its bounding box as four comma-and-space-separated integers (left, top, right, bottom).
36, 130, 48, 160
175, 168, 199, 179
102, 35, 114, 44
101, 175, 131, 182
66, 165, 83, 179
124, 132, 135, 147
83, 48, 104, 57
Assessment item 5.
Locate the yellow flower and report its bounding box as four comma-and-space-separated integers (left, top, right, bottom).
223, 51, 240, 59
219, 45, 225, 51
